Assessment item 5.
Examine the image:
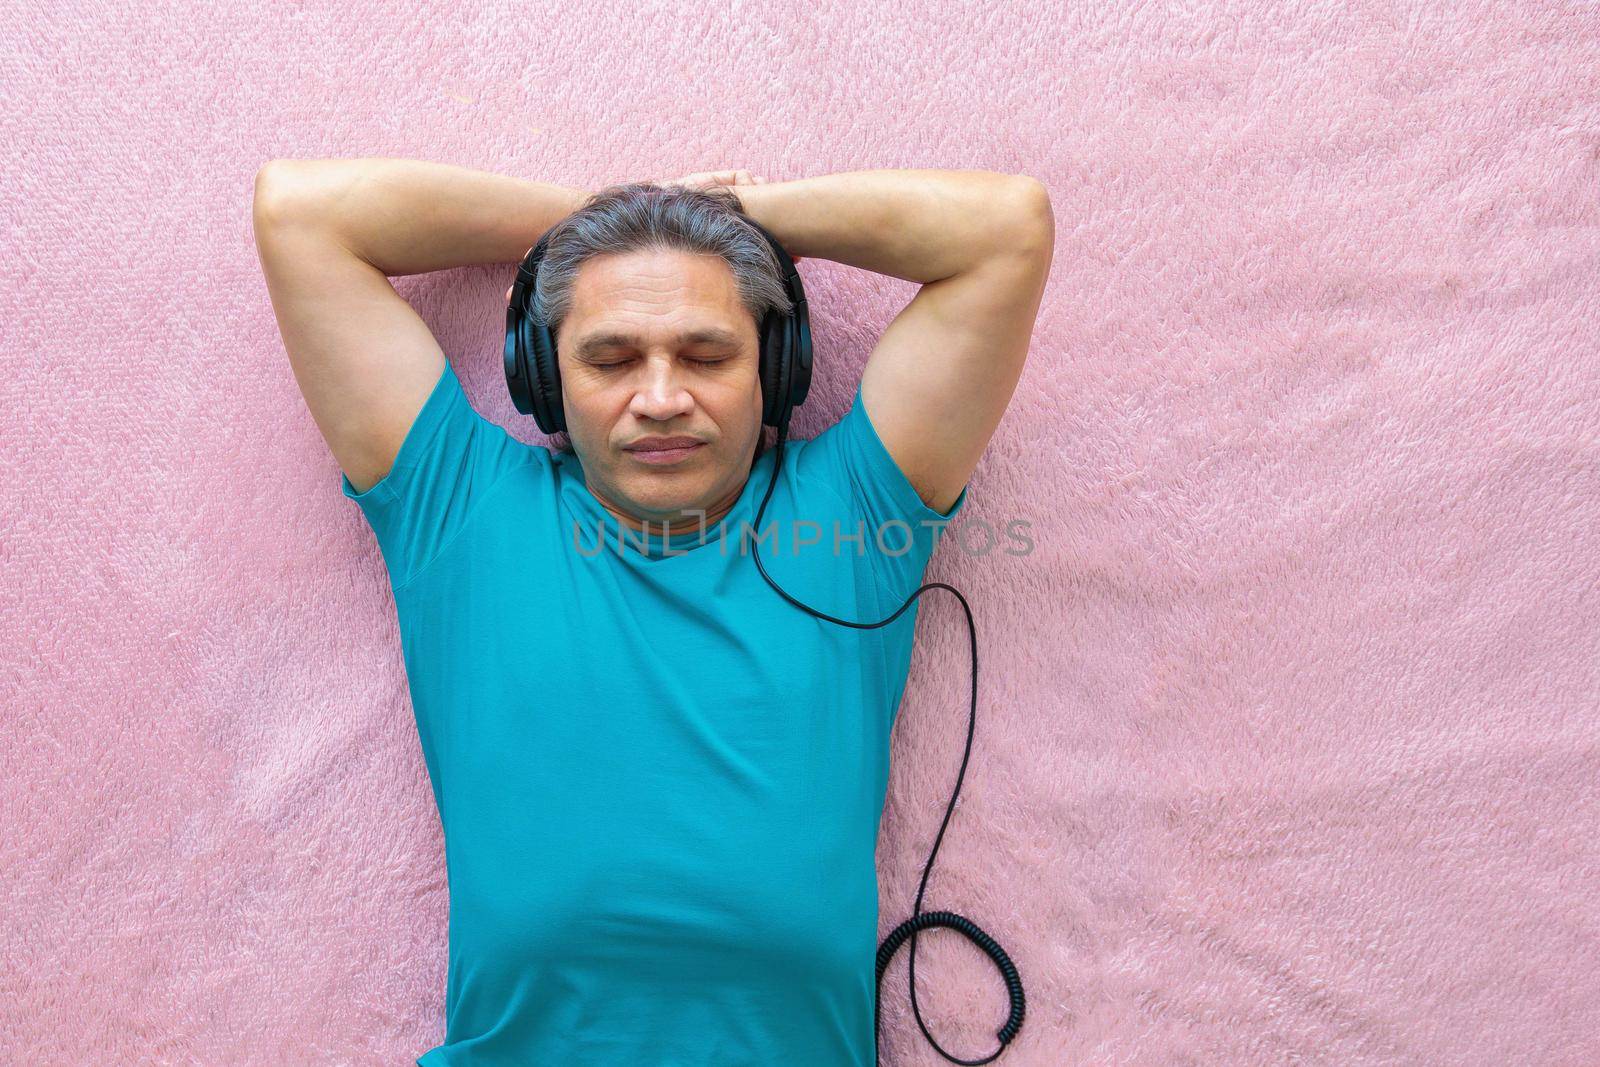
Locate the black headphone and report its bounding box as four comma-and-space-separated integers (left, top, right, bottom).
504, 212, 1026, 1066
505, 226, 813, 442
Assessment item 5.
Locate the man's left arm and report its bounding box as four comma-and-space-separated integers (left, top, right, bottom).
737, 169, 1055, 514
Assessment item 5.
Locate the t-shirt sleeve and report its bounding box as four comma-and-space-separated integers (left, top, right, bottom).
797, 380, 970, 606
339, 360, 526, 592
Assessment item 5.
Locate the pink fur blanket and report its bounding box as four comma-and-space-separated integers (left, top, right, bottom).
5, 3, 1597, 1063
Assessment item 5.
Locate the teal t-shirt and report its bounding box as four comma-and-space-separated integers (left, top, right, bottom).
341, 360, 967, 1067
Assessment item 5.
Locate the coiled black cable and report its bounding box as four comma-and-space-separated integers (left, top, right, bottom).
748, 406, 1026, 1065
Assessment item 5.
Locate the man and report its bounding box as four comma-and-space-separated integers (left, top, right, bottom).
251, 158, 1052, 1066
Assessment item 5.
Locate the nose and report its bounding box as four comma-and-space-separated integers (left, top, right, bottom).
628, 358, 695, 422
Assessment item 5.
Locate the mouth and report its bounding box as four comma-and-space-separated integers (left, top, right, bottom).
624, 442, 705, 465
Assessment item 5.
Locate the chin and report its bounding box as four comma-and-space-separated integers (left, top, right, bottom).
622, 473, 702, 506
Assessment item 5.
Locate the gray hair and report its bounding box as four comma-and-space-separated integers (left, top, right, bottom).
533, 182, 793, 456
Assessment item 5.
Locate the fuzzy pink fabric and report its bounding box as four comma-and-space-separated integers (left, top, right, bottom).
6, 3, 1600, 1064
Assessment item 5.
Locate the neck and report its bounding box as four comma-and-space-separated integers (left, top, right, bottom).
595, 480, 745, 537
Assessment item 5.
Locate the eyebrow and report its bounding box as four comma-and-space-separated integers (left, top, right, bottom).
573, 328, 743, 359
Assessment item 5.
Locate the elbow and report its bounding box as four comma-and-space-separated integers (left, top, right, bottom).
252, 160, 378, 268
252, 160, 307, 229
998, 177, 1055, 260
252, 159, 345, 232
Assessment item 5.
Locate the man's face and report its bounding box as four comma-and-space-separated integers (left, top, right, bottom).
552, 247, 764, 534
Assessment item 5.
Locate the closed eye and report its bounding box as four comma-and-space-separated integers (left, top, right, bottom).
592, 357, 728, 368
584, 351, 735, 370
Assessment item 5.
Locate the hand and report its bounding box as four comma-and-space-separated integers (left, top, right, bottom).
656, 170, 803, 264
660, 168, 763, 193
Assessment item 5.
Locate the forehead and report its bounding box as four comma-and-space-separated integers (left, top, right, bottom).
563, 249, 751, 348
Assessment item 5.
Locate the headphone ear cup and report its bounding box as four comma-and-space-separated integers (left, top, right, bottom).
505, 295, 534, 417
528, 316, 565, 435
504, 234, 566, 436
785, 290, 812, 412
759, 307, 788, 427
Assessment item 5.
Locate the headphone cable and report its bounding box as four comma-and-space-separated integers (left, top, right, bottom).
748, 407, 1026, 1066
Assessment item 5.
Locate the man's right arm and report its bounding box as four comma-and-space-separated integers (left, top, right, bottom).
250, 158, 588, 493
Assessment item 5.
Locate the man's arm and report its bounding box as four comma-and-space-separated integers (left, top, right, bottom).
251, 158, 588, 493
736, 170, 1054, 514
